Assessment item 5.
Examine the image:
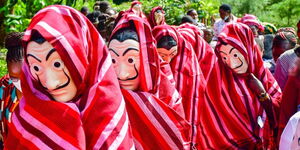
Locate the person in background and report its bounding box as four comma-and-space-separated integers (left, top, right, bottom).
80, 6, 89, 16
0, 32, 24, 147
272, 30, 297, 62
297, 20, 300, 41
241, 14, 265, 53
148, 6, 166, 29
262, 23, 277, 73
181, 15, 196, 25
186, 9, 206, 30
127, 1, 147, 19
98, 1, 111, 14
274, 21, 300, 90
278, 58, 300, 146
203, 28, 214, 44
86, 10, 101, 29
212, 4, 237, 42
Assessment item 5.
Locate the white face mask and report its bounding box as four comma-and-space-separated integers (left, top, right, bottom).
223, 15, 229, 21
12, 79, 22, 92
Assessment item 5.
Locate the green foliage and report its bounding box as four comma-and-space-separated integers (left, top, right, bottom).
0, 48, 7, 77
1, 0, 299, 33
221, 0, 300, 28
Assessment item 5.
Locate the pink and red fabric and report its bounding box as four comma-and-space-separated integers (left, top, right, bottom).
110, 12, 190, 150
241, 14, 264, 32
5, 5, 134, 149
177, 23, 217, 81
200, 22, 282, 149
148, 6, 166, 28
152, 24, 207, 148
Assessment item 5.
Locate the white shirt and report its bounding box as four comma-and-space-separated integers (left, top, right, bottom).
212, 15, 237, 41
280, 111, 300, 150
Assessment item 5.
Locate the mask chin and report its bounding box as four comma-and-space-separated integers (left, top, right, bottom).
12, 80, 22, 92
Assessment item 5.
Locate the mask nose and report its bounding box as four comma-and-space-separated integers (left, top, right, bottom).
117, 63, 130, 80
43, 69, 61, 90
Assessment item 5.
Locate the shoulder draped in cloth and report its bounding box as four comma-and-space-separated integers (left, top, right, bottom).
201, 22, 282, 149
110, 12, 191, 150
5, 5, 134, 149
176, 23, 217, 81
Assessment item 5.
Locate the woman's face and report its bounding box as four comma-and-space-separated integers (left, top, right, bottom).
26, 41, 77, 102
272, 39, 291, 62
219, 44, 248, 74
7, 60, 22, 91
109, 39, 141, 90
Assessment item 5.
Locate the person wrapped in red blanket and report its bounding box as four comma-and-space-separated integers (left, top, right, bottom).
108, 12, 190, 150
152, 25, 206, 149
201, 22, 281, 149
148, 6, 166, 29
5, 5, 134, 149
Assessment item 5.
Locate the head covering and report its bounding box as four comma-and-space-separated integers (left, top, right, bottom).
127, 1, 147, 19
241, 14, 264, 32
277, 27, 296, 35
263, 22, 277, 34
110, 12, 190, 149
204, 22, 282, 149
273, 31, 298, 61
152, 24, 206, 148
148, 6, 166, 28
5, 5, 133, 149
176, 23, 217, 81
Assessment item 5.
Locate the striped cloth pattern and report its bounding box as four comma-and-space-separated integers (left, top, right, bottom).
111, 12, 190, 149
152, 25, 206, 148
274, 49, 298, 89
177, 23, 217, 82
5, 5, 133, 149
199, 22, 282, 149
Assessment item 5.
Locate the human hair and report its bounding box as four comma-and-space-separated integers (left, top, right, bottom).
30, 30, 46, 44
80, 6, 88, 13
5, 32, 24, 62
86, 11, 101, 24
186, 9, 197, 16
219, 4, 231, 13
181, 15, 196, 24
110, 26, 139, 43
157, 35, 177, 50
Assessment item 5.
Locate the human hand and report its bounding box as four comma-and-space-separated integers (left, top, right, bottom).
248, 73, 266, 95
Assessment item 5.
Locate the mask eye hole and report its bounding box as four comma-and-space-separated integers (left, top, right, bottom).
34, 66, 40, 71
52, 59, 64, 70
128, 58, 134, 63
